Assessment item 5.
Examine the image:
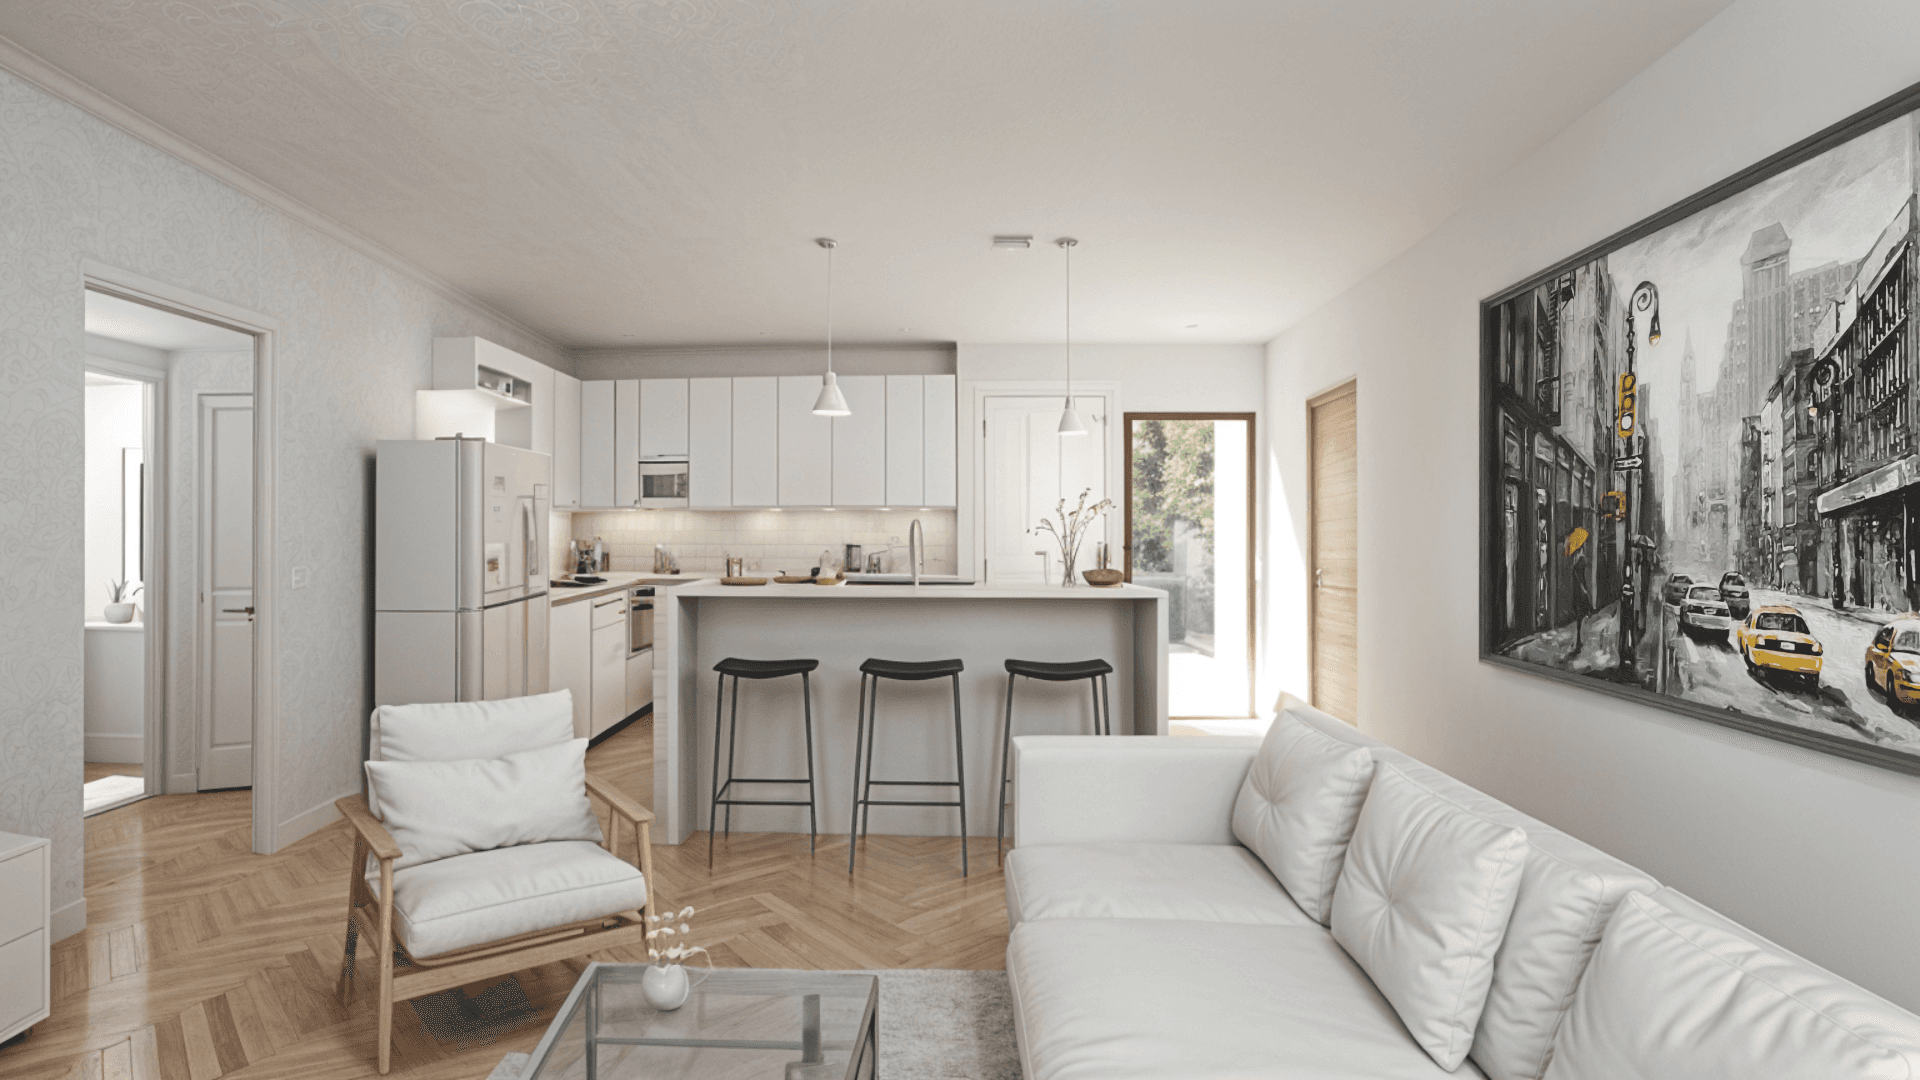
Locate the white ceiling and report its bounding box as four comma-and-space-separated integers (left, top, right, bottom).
8, 2, 1730, 348
85, 290, 254, 351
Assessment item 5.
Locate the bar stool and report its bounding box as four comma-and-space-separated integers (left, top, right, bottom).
996, 658, 1115, 862
708, 657, 820, 867
847, 658, 970, 876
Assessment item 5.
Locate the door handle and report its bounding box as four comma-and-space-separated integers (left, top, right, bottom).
1315, 569, 1323, 588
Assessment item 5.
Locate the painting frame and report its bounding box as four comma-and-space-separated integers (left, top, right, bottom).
1480, 76, 1920, 777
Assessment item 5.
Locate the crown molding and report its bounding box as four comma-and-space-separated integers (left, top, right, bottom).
0, 30, 563, 355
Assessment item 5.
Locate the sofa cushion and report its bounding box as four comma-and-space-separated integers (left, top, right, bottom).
1546, 889, 1920, 1080
363, 739, 602, 869
1008, 918, 1485, 1080
367, 840, 646, 959
1230, 714, 1375, 924
1004, 842, 1313, 929
367, 690, 576, 814
1278, 698, 1659, 1080
1332, 762, 1528, 1071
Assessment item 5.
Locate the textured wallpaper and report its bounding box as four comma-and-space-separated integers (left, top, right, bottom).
0, 67, 566, 919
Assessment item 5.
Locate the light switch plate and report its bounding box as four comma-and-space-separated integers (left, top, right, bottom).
291, 565, 309, 590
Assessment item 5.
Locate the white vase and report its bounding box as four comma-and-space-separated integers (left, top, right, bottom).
104, 603, 136, 624
641, 963, 691, 1010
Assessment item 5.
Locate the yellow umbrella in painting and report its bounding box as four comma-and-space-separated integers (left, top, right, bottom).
1564, 527, 1588, 556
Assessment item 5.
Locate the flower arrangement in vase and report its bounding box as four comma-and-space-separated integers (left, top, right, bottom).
642, 905, 712, 1010
1034, 488, 1114, 587
104, 578, 142, 623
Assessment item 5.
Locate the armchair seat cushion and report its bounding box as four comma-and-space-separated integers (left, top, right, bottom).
367, 840, 647, 959
1005, 842, 1313, 929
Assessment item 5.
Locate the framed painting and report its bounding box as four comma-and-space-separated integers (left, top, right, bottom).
1480, 79, 1920, 775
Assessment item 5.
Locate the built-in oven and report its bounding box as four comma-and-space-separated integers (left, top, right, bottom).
629, 587, 655, 655
639, 459, 689, 508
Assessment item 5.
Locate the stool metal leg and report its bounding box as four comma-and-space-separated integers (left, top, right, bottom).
951, 672, 968, 877
1101, 674, 1113, 736
997, 673, 1017, 863
802, 671, 818, 853
708, 671, 726, 868
1089, 675, 1104, 737
723, 675, 741, 837
860, 677, 881, 839
848, 672, 869, 874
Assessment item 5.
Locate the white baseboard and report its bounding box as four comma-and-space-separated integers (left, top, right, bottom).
168, 770, 197, 795
277, 795, 343, 848
84, 734, 144, 763
51, 896, 86, 943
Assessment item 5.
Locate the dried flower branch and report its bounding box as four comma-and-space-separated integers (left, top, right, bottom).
1033, 489, 1113, 584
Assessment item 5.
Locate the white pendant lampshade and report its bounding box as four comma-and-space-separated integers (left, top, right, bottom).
812, 238, 852, 417
1057, 237, 1088, 437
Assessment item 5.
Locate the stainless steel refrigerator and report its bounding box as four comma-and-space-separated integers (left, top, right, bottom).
374, 437, 551, 706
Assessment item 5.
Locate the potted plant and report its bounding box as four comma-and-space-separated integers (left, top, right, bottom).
104, 579, 141, 624
641, 905, 711, 1010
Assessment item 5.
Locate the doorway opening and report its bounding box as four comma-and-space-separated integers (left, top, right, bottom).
1124, 413, 1256, 718
81, 287, 258, 828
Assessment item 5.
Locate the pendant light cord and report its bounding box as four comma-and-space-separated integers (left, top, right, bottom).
1062, 238, 1073, 407
826, 240, 835, 376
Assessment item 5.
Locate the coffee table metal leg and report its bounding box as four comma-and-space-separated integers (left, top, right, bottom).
784, 993, 834, 1080
584, 979, 598, 1077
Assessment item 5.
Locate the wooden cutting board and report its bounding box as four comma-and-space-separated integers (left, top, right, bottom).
721, 577, 768, 586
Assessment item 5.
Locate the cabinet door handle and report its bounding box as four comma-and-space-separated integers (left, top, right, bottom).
222, 606, 254, 615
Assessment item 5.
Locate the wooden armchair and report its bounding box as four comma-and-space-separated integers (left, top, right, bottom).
335, 695, 655, 1074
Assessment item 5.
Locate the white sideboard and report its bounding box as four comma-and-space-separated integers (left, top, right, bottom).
0, 831, 50, 1044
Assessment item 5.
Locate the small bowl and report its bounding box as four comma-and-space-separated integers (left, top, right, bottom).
1082, 568, 1125, 587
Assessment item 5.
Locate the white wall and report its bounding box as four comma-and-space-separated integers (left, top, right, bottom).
83, 382, 144, 616
1265, 0, 1920, 1008
575, 343, 954, 381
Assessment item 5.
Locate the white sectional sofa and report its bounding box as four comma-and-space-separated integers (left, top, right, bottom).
1003, 699, 1920, 1080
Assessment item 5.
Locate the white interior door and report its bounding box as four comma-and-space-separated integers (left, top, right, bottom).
198, 393, 254, 790
983, 395, 1107, 584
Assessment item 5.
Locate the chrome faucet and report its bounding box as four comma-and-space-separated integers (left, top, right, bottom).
909, 518, 925, 586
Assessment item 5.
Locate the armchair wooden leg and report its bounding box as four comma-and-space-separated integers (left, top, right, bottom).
638, 821, 656, 926
340, 837, 366, 1002
376, 859, 396, 1075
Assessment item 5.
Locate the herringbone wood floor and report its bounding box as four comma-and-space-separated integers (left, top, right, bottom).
4, 716, 1010, 1080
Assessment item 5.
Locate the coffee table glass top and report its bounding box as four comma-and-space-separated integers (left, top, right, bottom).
521, 965, 878, 1080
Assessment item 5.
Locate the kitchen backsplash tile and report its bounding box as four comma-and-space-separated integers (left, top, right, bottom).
565, 509, 958, 576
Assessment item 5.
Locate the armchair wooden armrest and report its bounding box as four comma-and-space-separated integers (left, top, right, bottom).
585, 770, 653, 825
335, 794, 403, 863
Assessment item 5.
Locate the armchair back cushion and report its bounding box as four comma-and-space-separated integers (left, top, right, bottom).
1230, 713, 1374, 924
1332, 762, 1529, 1071
1546, 889, 1920, 1079
367, 690, 576, 814
363, 738, 603, 869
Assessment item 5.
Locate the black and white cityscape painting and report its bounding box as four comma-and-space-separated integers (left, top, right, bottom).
1482, 98, 1920, 773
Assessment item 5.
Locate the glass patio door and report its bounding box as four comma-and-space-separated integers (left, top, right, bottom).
1126, 414, 1255, 717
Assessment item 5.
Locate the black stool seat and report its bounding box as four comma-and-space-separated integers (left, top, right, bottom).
714, 657, 820, 679
1004, 658, 1115, 681
859, 658, 964, 680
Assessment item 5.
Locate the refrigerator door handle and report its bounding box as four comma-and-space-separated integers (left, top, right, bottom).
522, 497, 539, 583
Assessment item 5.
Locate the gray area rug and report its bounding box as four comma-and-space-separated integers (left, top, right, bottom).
488, 968, 1018, 1079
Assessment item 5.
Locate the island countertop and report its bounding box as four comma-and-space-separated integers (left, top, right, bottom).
672, 580, 1165, 600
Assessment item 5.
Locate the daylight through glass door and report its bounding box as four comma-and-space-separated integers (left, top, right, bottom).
1127, 414, 1255, 717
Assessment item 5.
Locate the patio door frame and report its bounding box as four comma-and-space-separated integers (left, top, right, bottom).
1123, 411, 1258, 719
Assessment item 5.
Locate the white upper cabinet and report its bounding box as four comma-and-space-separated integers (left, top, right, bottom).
831, 375, 887, 506
553, 371, 581, 509
886, 375, 925, 507
925, 374, 957, 507
580, 380, 616, 509
615, 379, 640, 507
732, 377, 779, 507
688, 378, 732, 509
640, 378, 689, 459
777, 376, 833, 506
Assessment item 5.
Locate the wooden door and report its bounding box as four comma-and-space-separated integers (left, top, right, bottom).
1310, 383, 1358, 722
198, 393, 254, 789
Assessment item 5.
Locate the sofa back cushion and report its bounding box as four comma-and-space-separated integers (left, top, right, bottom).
1331, 762, 1529, 1071
1546, 889, 1920, 1079
367, 690, 576, 813
363, 737, 603, 869
1230, 714, 1375, 924
1280, 698, 1659, 1080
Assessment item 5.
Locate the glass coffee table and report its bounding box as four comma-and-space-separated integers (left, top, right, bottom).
520, 965, 877, 1080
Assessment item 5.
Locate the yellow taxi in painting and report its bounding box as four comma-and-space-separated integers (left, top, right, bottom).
1864, 615, 1920, 713
1735, 605, 1823, 688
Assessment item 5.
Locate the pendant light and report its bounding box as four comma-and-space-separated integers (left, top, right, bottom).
812, 238, 851, 416
1057, 237, 1088, 436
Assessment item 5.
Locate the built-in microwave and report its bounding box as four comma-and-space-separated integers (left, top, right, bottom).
638, 459, 689, 509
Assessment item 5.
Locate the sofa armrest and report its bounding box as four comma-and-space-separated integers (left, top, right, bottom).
1011, 735, 1261, 848
335, 794, 403, 863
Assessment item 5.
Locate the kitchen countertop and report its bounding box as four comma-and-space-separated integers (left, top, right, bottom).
548, 572, 710, 606
671, 580, 1165, 600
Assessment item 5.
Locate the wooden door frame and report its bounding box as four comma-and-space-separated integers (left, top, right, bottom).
1307, 380, 1358, 717
1121, 411, 1258, 719
85, 261, 283, 855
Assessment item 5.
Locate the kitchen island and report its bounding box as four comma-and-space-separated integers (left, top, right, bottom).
653, 580, 1167, 845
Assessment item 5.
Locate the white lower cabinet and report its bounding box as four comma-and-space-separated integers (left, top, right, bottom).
548, 597, 593, 738
627, 647, 654, 717
0, 832, 50, 1044
590, 595, 628, 738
